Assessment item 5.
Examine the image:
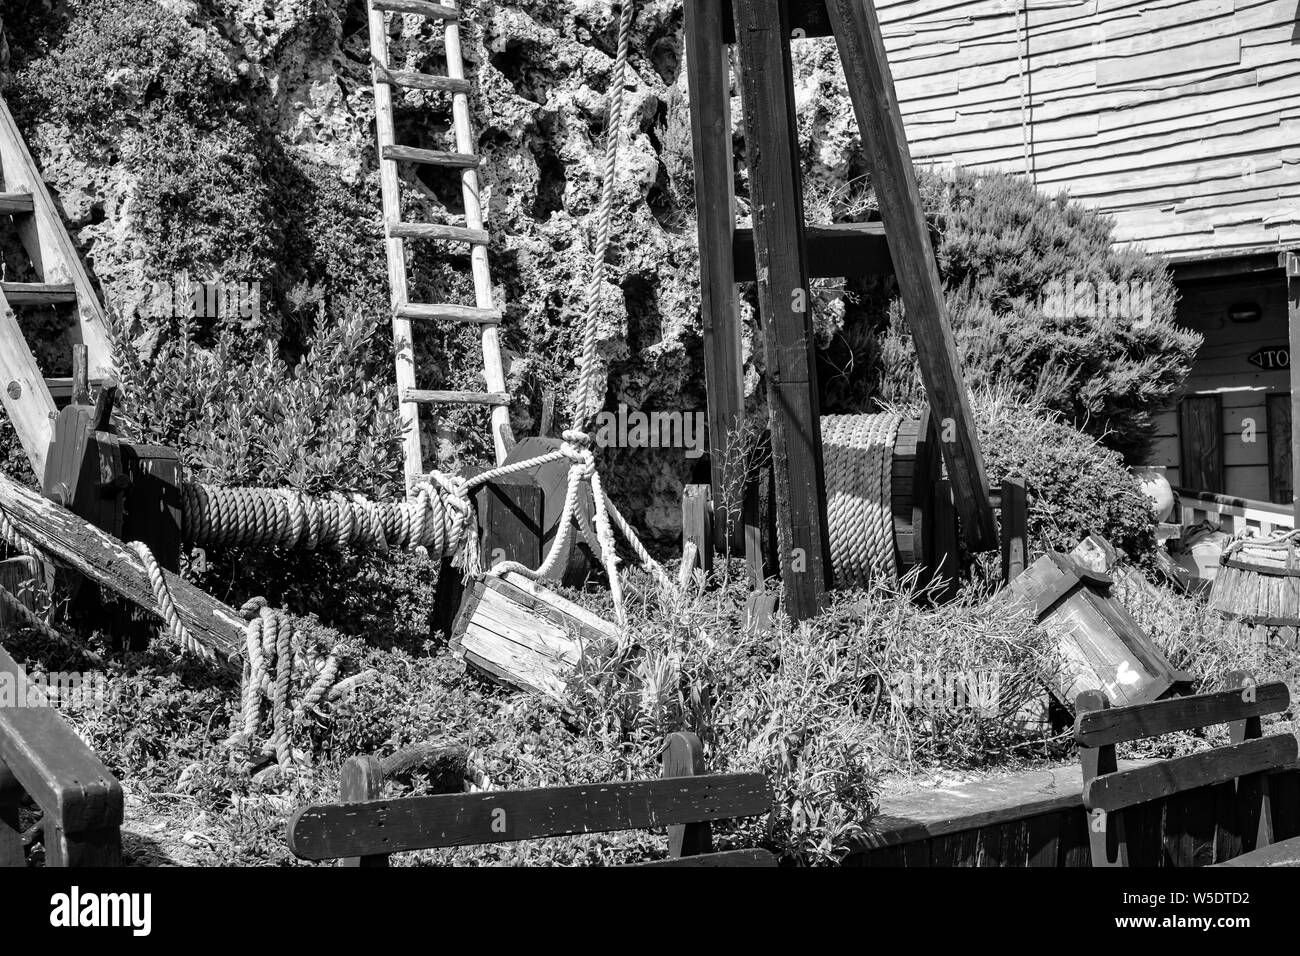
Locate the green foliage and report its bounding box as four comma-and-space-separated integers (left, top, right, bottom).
970, 388, 1157, 561
111, 305, 404, 495
10, 0, 239, 150
866, 169, 1199, 462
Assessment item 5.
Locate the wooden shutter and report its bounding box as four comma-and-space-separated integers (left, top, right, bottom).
1179, 395, 1224, 493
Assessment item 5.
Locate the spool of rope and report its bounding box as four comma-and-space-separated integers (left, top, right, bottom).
822, 413, 903, 587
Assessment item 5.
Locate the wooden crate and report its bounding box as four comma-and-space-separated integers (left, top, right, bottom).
1004, 552, 1186, 708
450, 571, 619, 699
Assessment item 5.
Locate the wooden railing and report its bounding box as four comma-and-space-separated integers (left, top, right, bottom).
1174, 487, 1294, 537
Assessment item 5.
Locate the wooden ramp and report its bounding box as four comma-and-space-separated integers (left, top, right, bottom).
0, 94, 114, 479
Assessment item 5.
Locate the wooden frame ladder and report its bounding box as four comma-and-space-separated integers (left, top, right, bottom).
0, 95, 114, 480
366, 0, 514, 482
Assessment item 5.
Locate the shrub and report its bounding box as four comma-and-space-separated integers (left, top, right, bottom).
969, 388, 1157, 561
862, 169, 1199, 462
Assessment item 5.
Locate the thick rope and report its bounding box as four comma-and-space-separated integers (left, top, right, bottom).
822, 413, 901, 588
574, 0, 637, 426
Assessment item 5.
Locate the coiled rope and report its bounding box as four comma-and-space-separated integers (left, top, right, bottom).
823, 413, 902, 588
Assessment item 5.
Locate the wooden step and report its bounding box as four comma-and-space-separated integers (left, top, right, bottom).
0, 192, 34, 215
373, 63, 471, 95
373, 0, 460, 19
388, 221, 490, 244
397, 302, 503, 324
383, 144, 480, 168
403, 389, 510, 406
0, 282, 77, 306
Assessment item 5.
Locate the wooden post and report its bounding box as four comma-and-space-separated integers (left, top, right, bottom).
1285, 251, 1300, 526
685, 0, 756, 561
732, 0, 832, 620
1076, 690, 1127, 867
663, 731, 713, 857
1000, 477, 1028, 585
682, 483, 714, 582
339, 755, 388, 867
824, 0, 996, 551
1227, 670, 1273, 854
930, 477, 959, 600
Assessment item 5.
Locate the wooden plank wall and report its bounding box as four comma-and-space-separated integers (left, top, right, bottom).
1145, 273, 1290, 500
870, 0, 1300, 261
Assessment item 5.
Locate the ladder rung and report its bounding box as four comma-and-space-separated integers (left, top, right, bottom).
383, 144, 480, 168
0, 282, 77, 305
373, 63, 471, 94
397, 302, 503, 323
0, 192, 34, 215
388, 221, 490, 244
403, 389, 510, 406
373, 0, 460, 19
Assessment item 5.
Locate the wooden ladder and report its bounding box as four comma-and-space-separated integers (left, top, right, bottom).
365, 0, 514, 482
0, 95, 114, 480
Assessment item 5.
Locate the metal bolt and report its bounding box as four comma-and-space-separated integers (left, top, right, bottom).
5, 380, 19, 400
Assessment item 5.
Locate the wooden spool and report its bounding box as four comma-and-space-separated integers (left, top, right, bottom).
889, 406, 938, 578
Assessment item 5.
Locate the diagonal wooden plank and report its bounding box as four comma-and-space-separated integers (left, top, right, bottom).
0, 288, 58, 476
0, 96, 113, 383
824, 0, 997, 551
0, 472, 245, 659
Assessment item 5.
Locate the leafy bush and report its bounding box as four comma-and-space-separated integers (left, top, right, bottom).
112, 305, 404, 495
857, 169, 1199, 462
970, 388, 1157, 561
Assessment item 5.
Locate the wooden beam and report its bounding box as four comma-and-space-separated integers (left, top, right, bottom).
0, 641, 123, 845
681, 483, 714, 581
0, 289, 57, 477
1286, 251, 1300, 526
732, 0, 832, 620
721, 0, 833, 41
685, 0, 751, 556
0, 472, 245, 659
824, 0, 997, 551
733, 222, 892, 281
287, 772, 771, 859
1075, 682, 1290, 748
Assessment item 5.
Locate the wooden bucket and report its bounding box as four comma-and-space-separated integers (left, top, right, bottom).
1210, 534, 1300, 626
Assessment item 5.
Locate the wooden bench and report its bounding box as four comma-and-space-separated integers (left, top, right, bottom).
0, 640, 123, 866
1077, 671, 1300, 867
287, 731, 776, 867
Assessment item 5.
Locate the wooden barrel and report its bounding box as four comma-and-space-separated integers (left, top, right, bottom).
1210, 535, 1300, 626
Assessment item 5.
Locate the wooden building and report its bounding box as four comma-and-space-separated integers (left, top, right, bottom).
872, 0, 1300, 515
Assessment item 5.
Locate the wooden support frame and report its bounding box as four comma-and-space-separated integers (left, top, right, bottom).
684, 0, 757, 562
731, 0, 833, 620
0, 289, 57, 478
823, 0, 996, 551
1285, 250, 1300, 526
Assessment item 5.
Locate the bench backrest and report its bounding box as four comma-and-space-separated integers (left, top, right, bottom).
287, 732, 775, 866
1075, 671, 1295, 866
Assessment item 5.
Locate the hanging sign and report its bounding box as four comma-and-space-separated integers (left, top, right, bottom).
1248, 346, 1290, 370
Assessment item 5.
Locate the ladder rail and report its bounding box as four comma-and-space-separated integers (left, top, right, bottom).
444, 1, 514, 465
367, 1, 423, 486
